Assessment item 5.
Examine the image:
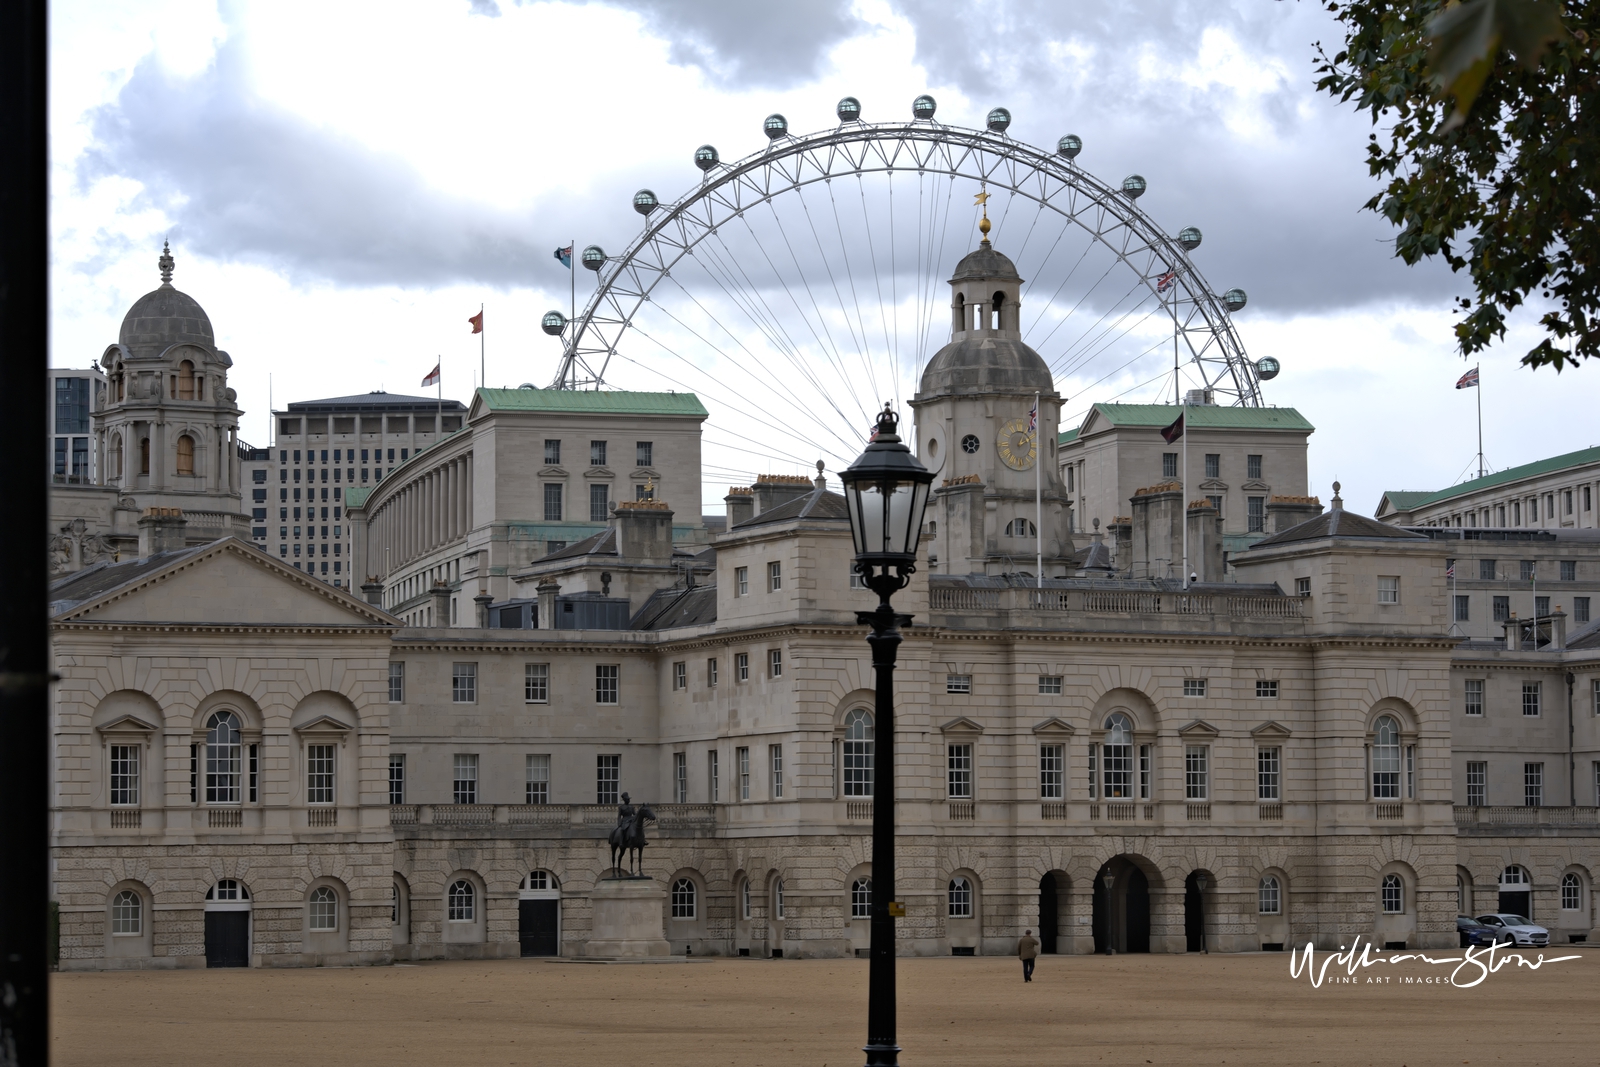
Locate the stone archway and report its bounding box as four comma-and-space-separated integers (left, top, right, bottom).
1092, 857, 1154, 954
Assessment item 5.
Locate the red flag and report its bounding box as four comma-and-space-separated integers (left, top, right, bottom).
1160, 412, 1184, 443
421, 363, 441, 388
468, 311, 483, 334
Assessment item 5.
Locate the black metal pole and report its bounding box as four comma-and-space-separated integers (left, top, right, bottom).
0, 0, 51, 1061
861, 592, 908, 1067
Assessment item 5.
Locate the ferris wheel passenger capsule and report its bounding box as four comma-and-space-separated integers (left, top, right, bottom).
763, 114, 788, 139
581, 245, 606, 271
633, 189, 659, 215
1121, 174, 1147, 199
1255, 356, 1281, 380
986, 107, 1011, 133
694, 145, 719, 171
541, 311, 567, 336
837, 96, 862, 122
1178, 226, 1202, 251
912, 94, 937, 120
1057, 134, 1082, 159
1223, 288, 1248, 313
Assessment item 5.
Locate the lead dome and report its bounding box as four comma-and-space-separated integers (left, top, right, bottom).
918, 240, 1052, 398
118, 242, 215, 356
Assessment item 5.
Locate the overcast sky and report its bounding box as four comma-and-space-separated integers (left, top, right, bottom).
51, 0, 1596, 516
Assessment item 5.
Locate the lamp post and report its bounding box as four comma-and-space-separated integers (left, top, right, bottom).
1196, 873, 1209, 954
839, 405, 933, 1067
1101, 870, 1116, 955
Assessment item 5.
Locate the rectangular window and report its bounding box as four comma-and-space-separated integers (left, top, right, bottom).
1139, 744, 1152, 800
1296, 577, 1310, 597
525, 754, 550, 804
1454, 595, 1470, 622
525, 663, 549, 703
1206, 494, 1223, 515
1521, 560, 1536, 580
1565, 490, 1574, 515
1406, 744, 1415, 799
597, 754, 620, 804
709, 750, 720, 802
596, 664, 620, 704
1513, 500, 1522, 525
769, 649, 783, 677
1256, 679, 1279, 698
672, 661, 687, 691
1162, 452, 1178, 479
769, 744, 784, 799
1204, 453, 1220, 479
590, 483, 609, 522
451, 662, 477, 703
55, 377, 90, 433
736, 653, 749, 681
1039, 744, 1064, 800
1183, 679, 1207, 697
590, 440, 607, 467
737, 746, 750, 800
543, 483, 563, 521
1536, 595, 1550, 617
388, 754, 405, 805
1087, 742, 1099, 801
947, 743, 973, 799
1480, 558, 1497, 580
1257, 746, 1281, 802
544, 439, 561, 465
1238, 497, 1261, 534
1524, 762, 1543, 807
636, 441, 653, 467
1184, 746, 1209, 800
636, 482, 654, 502
674, 752, 688, 803
768, 561, 782, 591
1576, 597, 1591, 624
946, 674, 972, 694
109, 745, 139, 806
735, 566, 749, 595
1038, 675, 1063, 695
1464, 678, 1484, 716
1560, 560, 1576, 581
453, 754, 478, 804
1378, 576, 1400, 604
307, 744, 335, 805
707, 658, 718, 687
1493, 595, 1510, 622
1247, 454, 1263, 480
1466, 762, 1486, 807
1523, 682, 1541, 717
249, 744, 259, 804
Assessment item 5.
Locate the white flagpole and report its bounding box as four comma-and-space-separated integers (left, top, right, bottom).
1181, 396, 1189, 589
1034, 391, 1043, 588
1475, 363, 1484, 480
479, 302, 485, 390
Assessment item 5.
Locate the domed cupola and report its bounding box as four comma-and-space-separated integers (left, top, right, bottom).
117, 242, 216, 357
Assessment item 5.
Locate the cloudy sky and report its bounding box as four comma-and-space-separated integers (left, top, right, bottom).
52, 0, 1595, 516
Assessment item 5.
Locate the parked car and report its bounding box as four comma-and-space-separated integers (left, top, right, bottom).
1475, 913, 1549, 946
1457, 915, 1513, 948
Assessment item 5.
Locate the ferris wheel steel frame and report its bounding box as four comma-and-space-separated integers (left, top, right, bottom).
551, 119, 1263, 407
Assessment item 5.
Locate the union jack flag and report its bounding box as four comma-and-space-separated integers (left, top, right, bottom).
1456, 367, 1480, 389
1028, 399, 1037, 433
1156, 269, 1178, 293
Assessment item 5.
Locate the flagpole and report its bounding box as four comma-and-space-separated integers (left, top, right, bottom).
1181, 393, 1189, 589
569, 237, 576, 387
479, 302, 485, 390
1475, 363, 1484, 480
1034, 391, 1043, 588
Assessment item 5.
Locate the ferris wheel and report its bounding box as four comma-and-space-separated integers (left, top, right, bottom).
540, 95, 1277, 488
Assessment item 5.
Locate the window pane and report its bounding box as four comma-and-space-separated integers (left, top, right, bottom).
307, 744, 335, 805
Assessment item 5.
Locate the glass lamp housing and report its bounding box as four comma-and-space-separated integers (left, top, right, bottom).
839, 407, 933, 572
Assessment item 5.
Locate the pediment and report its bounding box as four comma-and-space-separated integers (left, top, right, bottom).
1198, 479, 1228, 491
538, 465, 568, 478
631, 467, 660, 481
587, 466, 615, 480
1177, 718, 1220, 739
97, 713, 159, 734
1031, 717, 1076, 737
1241, 480, 1271, 492
1250, 720, 1293, 739
1077, 407, 1114, 440
940, 716, 985, 736
294, 714, 354, 734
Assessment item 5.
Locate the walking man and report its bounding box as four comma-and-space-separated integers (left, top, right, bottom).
1017, 928, 1040, 982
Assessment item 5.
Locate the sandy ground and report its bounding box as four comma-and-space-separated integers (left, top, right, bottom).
52, 948, 1600, 1067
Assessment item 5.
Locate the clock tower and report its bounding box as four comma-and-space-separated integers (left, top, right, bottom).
909, 226, 1074, 576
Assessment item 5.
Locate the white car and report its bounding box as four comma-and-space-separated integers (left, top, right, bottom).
1475, 913, 1549, 947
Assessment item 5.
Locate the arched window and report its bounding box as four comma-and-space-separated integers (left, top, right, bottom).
205, 712, 241, 803
1371, 715, 1401, 799
773, 880, 785, 920
177, 360, 195, 400
948, 877, 973, 918
671, 878, 697, 919
851, 878, 872, 919
139, 437, 150, 475
1258, 876, 1281, 915
109, 434, 123, 479
1381, 874, 1404, 914
1562, 872, 1582, 910
111, 890, 142, 934
1500, 865, 1529, 887
1103, 713, 1134, 799
1004, 519, 1037, 537
391, 884, 399, 925
309, 886, 338, 931
991, 290, 1005, 329
447, 880, 475, 921
843, 708, 874, 797
1457, 874, 1467, 914
206, 879, 248, 901
740, 879, 751, 920
176, 433, 195, 476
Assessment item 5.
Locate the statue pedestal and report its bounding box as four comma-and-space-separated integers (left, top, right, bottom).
586, 877, 672, 958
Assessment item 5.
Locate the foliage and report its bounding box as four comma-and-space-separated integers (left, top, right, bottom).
1315, 0, 1598, 370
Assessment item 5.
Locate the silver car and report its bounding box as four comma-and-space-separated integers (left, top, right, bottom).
1475, 913, 1549, 947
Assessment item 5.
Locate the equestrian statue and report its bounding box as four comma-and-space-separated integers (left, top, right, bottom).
607, 791, 656, 877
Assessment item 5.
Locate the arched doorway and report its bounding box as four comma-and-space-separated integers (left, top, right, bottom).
1184, 872, 1213, 952
204, 879, 251, 968
518, 871, 560, 956
1092, 860, 1151, 954
1038, 873, 1059, 954
1499, 866, 1532, 918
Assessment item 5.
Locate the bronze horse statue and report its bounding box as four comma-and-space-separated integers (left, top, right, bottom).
608, 803, 655, 877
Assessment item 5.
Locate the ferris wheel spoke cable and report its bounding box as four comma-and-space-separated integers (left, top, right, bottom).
1048, 277, 1157, 377
919, 172, 960, 372
1028, 255, 1122, 353
823, 180, 883, 398
758, 198, 863, 405
790, 184, 881, 405
887, 172, 900, 411
1055, 296, 1168, 381
1022, 228, 1095, 334
852, 174, 898, 408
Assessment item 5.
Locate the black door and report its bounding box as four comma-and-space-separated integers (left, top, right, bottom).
1038, 874, 1059, 954
1498, 890, 1531, 919
1126, 869, 1151, 953
205, 911, 249, 968
1091, 870, 1108, 954
1185, 874, 1204, 952
519, 898, 559, 956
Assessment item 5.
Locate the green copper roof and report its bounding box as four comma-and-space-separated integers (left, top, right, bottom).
1059, 403, 1312, 445
1058, 427, 1081, 444
1378, 444, 1600, 514
344, 486, 372, 509
477, 388, 708, 418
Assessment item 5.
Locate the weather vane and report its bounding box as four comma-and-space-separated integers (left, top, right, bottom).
975, 187, 991, 244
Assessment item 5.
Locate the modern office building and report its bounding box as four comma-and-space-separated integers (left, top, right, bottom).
48, 365, 108, 486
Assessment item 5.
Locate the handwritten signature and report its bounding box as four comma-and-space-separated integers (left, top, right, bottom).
1289, 935, 1581, 988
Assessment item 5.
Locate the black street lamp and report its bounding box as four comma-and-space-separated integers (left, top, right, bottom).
1196, 872, 1209, 955
839, 405, 933, 1067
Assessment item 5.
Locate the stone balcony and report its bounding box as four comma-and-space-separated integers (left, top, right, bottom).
1454, 805, 1600, 836
926, 579, 1305, 635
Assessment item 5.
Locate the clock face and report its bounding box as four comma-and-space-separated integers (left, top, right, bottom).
996, 418, 1036, 471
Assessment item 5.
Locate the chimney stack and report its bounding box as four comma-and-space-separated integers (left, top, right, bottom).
138, 507, 187, 557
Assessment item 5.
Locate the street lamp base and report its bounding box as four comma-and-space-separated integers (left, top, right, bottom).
863, 1042, 902, 1067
